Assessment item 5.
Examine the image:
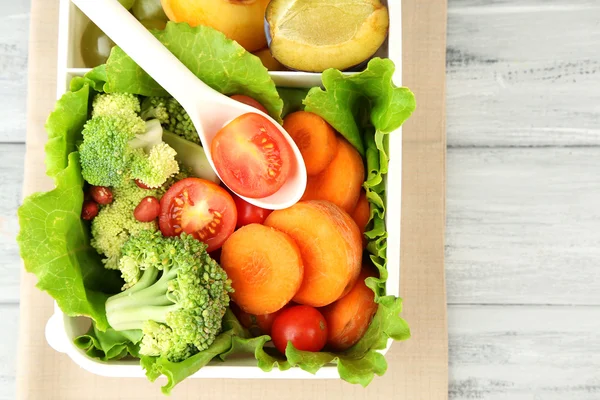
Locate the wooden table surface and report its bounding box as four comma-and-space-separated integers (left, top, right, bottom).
2, 0, 599, 398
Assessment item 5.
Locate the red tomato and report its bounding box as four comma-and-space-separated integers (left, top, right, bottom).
230, 94, 269, 114
231, 302, 287, 336
159, 178, 237, 252
271, 305, 328, 353
211, 113, 294, 199
232, 194, 272, 228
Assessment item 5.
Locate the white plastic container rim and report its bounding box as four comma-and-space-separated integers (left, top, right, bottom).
45, 0, 403, 380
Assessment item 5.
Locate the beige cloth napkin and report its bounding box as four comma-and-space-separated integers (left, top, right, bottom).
17, 1, 448, 398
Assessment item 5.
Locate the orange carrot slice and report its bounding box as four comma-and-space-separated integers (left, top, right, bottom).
301, 137, 364, 213
351, 190, 370, 248
264, 200, 362, 307
283, 111, 338, 176
320, 266, 379, 351
221, 223, 303, 315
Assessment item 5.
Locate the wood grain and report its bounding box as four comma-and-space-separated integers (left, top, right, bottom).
0, 144, 25, 303
449, 305, 600, 400
446, 147, 600, 305
0, 1, 30, 143
0, 305, 18, 400
447, 0, 600, 147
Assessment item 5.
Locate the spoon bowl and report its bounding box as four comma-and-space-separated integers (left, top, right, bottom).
72, 0, 307, 210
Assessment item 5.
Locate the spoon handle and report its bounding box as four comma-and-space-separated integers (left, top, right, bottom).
72, 0, 214, 108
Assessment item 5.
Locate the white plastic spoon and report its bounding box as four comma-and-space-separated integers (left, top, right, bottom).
71, 0, 306, 210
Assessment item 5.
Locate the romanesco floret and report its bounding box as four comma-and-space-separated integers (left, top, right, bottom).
141, 97, 200, 144
90, 178, 162, 279
80, 93, 179, 188
105, 231, 233, 362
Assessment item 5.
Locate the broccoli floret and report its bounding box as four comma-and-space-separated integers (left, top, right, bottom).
91, 178, 162, 279
92, 92, 141, 119
80, 93, 179, 188
130, 142, 179, 188
141, 97, 200, 144
105, 231, 233, 362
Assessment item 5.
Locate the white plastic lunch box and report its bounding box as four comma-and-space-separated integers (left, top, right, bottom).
44, 0, 403, 381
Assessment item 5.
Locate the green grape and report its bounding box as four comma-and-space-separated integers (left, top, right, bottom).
118, 0, 136, 10
80, 21, 115, 67
140, 18, 167, 31
132, 0, 168, 22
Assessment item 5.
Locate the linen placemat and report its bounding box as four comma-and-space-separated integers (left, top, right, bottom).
17, 0, 448, 398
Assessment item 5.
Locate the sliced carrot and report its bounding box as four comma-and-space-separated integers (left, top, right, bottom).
220, 223, 303, 315
283, 111, 338, 176
351, 190, 370, 248
320, 266, 379, 351
301, 137, 365, 213
264, 200, 362, 307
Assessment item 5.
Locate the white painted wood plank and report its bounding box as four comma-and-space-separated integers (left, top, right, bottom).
446, 147, 600, 305
0, 0, 30, 143
448, 305, 600, 400
447, 0, 600, 147
0, 305, 18, 400
0, 144, 25, 303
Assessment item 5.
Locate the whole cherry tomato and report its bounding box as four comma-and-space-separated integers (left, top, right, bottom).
232, 194, 272, 228
271, 305, 328, 354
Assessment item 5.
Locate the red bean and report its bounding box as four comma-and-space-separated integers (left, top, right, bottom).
81, 201, 99, 220
89, 186, 113, 205
134, 196, 160, 222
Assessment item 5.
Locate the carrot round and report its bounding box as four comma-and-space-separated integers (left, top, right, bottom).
320, 267, 379, 351
351, 190, 370, 248
220, 223, 303, 315
283, 111, 338, 176
264, 200, 362, 307
301, 137, 365, 213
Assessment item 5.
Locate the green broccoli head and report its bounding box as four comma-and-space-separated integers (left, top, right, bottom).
92, 92, 141, 119
141, 97, 200, 144
90, 178, 161, 279
79, 115, 145, 187
130, 142, 179, 189
105, 231, 233, 362
80, 93, 180, 189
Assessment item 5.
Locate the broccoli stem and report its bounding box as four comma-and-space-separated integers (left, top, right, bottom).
107, 266, 159, 302
106, 266, 180, 331
107, 304, 180, 331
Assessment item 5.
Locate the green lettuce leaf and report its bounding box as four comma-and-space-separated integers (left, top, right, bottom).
304, 57, 416, 299
103, 22, 284, 121
251, 296, 409, 387
17, 84, 123, 331
74, 322, 143, 361
249, 58, 414, 384
304, 58, 416, 156
277, 87, 309, 117
141, 309, 271, 395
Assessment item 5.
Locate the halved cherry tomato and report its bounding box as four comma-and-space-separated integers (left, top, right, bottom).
159, 178, 237, 252
230, 94, 269, 114
232, 194, 272, 228
211, 113, 294, 199
271, 305, 328, 353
